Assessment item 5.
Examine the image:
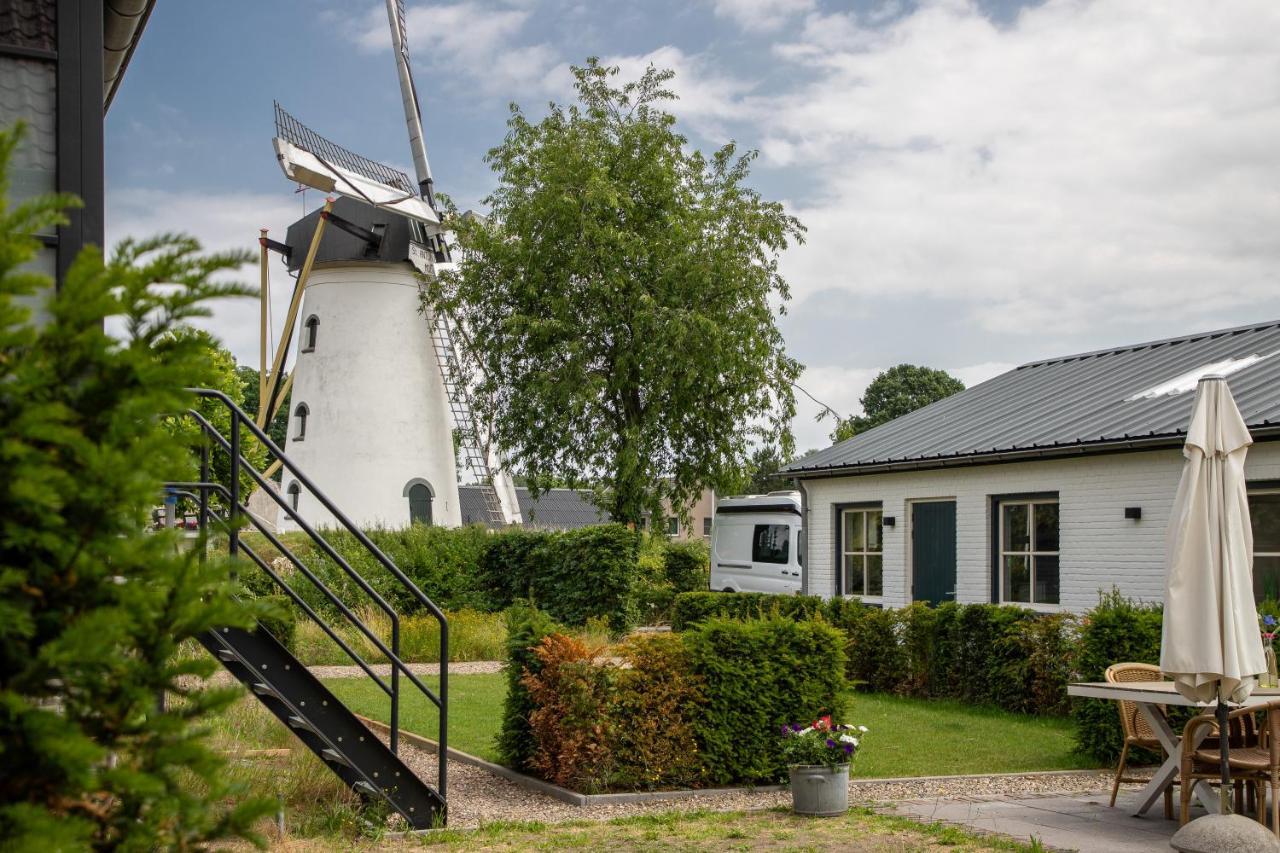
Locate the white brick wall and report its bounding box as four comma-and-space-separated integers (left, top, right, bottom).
800, 442, 1280, 613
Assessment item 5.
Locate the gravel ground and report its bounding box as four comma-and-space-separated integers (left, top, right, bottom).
207, 660, 503, 686
383, 730, 1125, 829
304, 661, 503, 679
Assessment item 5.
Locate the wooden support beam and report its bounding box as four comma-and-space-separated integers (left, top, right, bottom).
259, 198, 332, 428
258, 228, 269, 414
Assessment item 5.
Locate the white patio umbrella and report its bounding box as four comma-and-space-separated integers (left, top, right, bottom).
1160, 374, 1265, 816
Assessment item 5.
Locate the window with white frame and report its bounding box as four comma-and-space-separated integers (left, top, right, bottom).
999, 499, 1059, 605
841, 507, 882, 597
1250, 487, 1280, 602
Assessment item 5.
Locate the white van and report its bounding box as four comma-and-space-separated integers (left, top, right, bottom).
710, 491, 803, 595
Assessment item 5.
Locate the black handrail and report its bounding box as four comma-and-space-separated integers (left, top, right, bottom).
171, 389, 448, 803
168, 482, 393, 694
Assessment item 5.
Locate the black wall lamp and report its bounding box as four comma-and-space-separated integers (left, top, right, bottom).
1124, 507, 1142, 520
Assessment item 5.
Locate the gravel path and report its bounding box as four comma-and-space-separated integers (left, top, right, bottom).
207, 660, 503, 686
381, 730, 1124, 829
304, 660, 503, 679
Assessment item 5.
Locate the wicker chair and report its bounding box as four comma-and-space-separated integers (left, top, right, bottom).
1106, 662, 1174, 817
1178, 700, 1277, 831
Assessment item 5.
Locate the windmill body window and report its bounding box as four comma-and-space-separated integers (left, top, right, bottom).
293, 403, 308, 441
287, 482, 301, 511
302, 315, 319, 352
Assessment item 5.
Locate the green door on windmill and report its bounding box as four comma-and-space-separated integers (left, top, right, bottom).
912, 501, 956, 606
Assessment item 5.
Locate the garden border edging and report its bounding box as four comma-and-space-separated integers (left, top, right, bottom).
355, 715, 1107, 807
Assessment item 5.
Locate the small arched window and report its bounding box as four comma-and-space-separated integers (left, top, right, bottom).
293, 403, 309, 440
303, 315, 319, 352
407, 482, 433, 525
287, 481, 301, 511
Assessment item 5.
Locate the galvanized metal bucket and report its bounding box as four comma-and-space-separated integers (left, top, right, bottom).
788, 764, 850, 816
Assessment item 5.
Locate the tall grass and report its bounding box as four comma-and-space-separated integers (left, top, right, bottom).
291, 607, 507, 666
206, 696, 365, 840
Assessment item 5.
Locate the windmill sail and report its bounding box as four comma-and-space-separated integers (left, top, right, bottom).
273, 102, 439, 226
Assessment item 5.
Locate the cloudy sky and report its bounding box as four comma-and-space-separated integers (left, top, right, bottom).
105, 0, 1280, 453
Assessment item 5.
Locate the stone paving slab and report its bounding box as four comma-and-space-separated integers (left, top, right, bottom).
888, 789, 1211, 852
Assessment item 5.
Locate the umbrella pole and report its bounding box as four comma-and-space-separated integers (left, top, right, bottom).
1218, 698, 1232, 814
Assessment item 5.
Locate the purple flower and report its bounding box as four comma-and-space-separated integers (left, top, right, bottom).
1267, 615, 1277, 628
844, 744, 854, 754
826, 738, 837, 748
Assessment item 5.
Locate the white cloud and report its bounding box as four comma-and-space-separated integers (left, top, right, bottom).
352, 1, 561, 96
708, 0, 816, 33
602, 46, 759, 140
763, 0, 1280, 339
106, 188, 312, 367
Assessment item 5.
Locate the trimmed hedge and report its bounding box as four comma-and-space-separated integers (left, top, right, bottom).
247, 523, 652, 631
497, 603, 562, 771
1072, 591, 1165, 763
671, 591, 827, 630
684, 617, 847, 785
672, 592, 1079, 717
504, 608, 845, 790
663, 541, 710, 594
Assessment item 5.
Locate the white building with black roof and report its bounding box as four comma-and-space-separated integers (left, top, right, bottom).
784, 320, 1280, 613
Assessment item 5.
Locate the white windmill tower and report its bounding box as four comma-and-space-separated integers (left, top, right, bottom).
259, 0, 522, 532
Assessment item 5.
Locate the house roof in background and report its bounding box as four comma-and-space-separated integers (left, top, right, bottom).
786, 319, 1280, 478
459, 486, 609, 530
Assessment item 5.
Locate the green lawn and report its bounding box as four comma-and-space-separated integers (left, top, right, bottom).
846, 693, 1099, 778
403, 807, 1042, 851
328, 673, 1099, 778
324, 673, 507, 762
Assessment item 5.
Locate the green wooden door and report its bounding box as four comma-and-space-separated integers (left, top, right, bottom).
912, 501, 956, 606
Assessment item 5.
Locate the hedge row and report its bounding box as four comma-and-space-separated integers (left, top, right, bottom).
245, 524, 706, 631
499, 612, 846, 790
672, 590, 1172, 763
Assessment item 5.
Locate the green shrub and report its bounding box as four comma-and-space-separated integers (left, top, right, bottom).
1073, 590, 1164, 762
664, 540, 710, 593
497, 603, 562, 771
257, 594, 298, 650
611, 634, 704, 790
248, 522, 644, 631
0, 124, 271, 849
475, 528, 544, 610
684, 617, 847, 785
835, 603, 904, 693
670, 591, 826, 630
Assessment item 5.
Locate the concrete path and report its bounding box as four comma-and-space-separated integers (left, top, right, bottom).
889, 788, 1213, 852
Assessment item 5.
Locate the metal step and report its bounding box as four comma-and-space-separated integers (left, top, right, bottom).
199, 624, 444, 828
322, 747, 352, 768
252, 682, 280, 700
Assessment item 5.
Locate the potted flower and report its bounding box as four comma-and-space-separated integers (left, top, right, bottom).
1261, 613, 1278, 687
779, 715, 867, 816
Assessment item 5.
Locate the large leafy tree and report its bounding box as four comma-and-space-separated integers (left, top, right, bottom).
0, 126, 271, 849
435, 59, 804, 525
829, 364, 965, 442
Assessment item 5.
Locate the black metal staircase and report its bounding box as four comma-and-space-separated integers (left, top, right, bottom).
166, 389, 448, 829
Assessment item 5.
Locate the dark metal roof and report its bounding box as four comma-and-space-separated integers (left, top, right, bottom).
459, 486, 609, 530
786, 319, 1280, 478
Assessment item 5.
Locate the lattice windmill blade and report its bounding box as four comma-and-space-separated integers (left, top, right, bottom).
273, 102, 439, 227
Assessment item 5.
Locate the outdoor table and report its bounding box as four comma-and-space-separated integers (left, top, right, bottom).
1068, 681, 1280, 817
